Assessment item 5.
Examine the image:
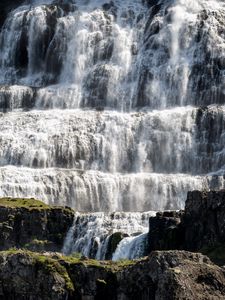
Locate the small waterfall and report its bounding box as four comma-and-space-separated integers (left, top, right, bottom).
112, 232, 148, 261
63, 211, 156, 260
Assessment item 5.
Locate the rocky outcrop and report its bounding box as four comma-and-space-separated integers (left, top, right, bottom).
118, 251, 225, 300
0, 249, 225, 300
0, 198, 74, 252
184, 190, 225, 251
0, 250, 73, 300
148, 211, 184, 252
148, 190, 225, 265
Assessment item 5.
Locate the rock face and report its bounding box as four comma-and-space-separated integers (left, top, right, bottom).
0, 250, 73, 300
0, 250, 225, 300
148, 190, 225, 265
148, 211, 184, 252
184, 190, 225, 251
0, 198, 74, 252
118, 251, 225, 300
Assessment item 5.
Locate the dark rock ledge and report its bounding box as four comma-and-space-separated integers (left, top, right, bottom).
0, 197, 74, 252
148, 190, 225, 266
0, 249, 225, 300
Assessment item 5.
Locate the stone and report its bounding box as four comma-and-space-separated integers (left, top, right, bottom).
0, 249, 224, 300
0, 198, 74, 252
183, 190, 225, 251
148, 211, 184, 252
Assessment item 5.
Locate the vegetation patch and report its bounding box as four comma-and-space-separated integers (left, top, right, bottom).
0, 198, 74, 215
24, 239, 54, 251
34, 254, 74, 292
0, 198, 50, 210
1, 249, 74, 292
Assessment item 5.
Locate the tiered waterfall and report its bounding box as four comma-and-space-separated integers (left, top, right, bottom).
1, 0, 225, 259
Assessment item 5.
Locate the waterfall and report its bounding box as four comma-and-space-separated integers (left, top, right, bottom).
1, 0, 225, 259
62, 211, 156, 260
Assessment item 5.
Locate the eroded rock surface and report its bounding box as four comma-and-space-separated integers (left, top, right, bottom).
0, 250, 225, 300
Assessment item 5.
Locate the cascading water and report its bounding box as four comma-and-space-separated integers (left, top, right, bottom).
1, 0, 225, 259
62, 211, 156, 260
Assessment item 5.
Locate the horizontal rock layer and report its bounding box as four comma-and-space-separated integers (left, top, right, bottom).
0, 250, 225, 300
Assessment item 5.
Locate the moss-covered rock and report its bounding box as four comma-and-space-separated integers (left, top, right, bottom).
0, 249, 74, 300
0, 197, 50, 209
0, 250, 225, 300
0, 197, 74, 252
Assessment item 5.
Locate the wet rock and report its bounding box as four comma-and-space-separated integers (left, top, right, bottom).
105, 232, 129, 260
0, 0, 24, 28
0, 85, 37, 111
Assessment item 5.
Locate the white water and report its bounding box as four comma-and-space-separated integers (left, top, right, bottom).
63, 211, 156, 260
1, 0, 225, 259
112, 232, 149, 261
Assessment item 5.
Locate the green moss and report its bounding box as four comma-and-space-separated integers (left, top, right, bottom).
1, 249, 74, 292
34, 254, 74, 292
60, 255, 81, 265
24, 239, 54, 251
0, 198, 50, 210
25, 239, 49, 246
116, 259, 136, 268
0, 198, 75, 215
1, 247, 19, 255
201, 243, 225, 266
70, 252, 82, 259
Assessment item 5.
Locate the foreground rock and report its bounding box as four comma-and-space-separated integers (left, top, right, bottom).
148, 190, 225, 265
0, 198, 74, 252
0, 249, 224, 300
